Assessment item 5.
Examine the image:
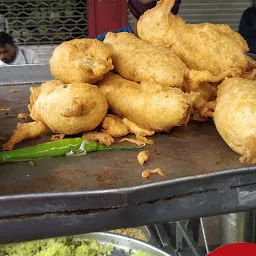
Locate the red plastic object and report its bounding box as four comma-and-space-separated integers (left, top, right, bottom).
207, 243, 256, 256
87, 0, 128, 38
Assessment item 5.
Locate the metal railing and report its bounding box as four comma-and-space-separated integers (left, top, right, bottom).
0, 0, 88, 45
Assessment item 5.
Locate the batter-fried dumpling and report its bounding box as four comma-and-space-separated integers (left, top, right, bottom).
49, 39, 114, 84
98, 72, 196, 132
214, 78, 256, 164
138, 0, 249, 89
29, 80, 108, 135
104, 32, 187, 88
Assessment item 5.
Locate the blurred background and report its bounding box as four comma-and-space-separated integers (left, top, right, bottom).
0, 0, 250, 63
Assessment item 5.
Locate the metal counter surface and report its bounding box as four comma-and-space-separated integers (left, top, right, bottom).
1, 73, 256, 244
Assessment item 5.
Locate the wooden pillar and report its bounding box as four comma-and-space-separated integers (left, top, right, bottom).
87, 0, 128, 38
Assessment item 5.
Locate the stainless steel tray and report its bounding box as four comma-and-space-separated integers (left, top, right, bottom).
1, 67, 256, 245
0, 232, 172, 256
110, 226, 151, 242
75, 232, 172, 256
0, 82, 254, 218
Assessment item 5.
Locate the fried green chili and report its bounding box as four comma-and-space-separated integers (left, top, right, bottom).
0, 138, 145, 163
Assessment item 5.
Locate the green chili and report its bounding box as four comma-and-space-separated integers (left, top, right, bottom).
0, 138, 145, 163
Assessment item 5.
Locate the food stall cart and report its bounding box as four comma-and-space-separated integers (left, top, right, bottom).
1, 64, 256, 255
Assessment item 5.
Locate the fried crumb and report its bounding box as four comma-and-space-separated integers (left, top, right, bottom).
137, 151, 149, 165
29, 161, 35, 167
136, 135, 154, 145
0, 108, 10, 111
119, 138, 145, 146
18, 113, 29, 119
2, 121, 46, 151
82, 131, 114, 147
51, 134, 65, 141
101, 114, 129, 137
0, 136, 6, 141
9, 90, 20, 93
122, 118, 155, 137
142, 168, 166, 178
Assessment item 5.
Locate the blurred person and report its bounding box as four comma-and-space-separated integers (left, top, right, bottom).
239, 0, 256, 53
0, 31, 39, 65
96, 0, 181, 41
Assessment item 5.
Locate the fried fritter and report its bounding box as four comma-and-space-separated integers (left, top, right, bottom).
29, 80, 108, 135
101, 114, 130, 137
104, 32, 187, 88
98, 72, 196, 132
2, 121, 46, 151
138, 0, 249, 89
49, 38, 113, 84
214, 78, 256, 164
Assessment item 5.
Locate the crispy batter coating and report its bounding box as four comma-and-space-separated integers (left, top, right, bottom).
2, 121, 46, 151
242, 57, 256, 80
187, 82, 217, 121
29, 86, 41, 108
246, 56, 256, 71
242, 69, 256, 80
101, 114, 130, 137
136, 135, 154, 145
18, 113, 29, 119
119, 138, 145, 146
214, 78, 256, 164
82, 131, 114, 147
119, 135, 153, 146
29, 80, 108, 135
138, 0, 249, 89
104, 32, 187, 88
98, 73, 196, 132
49, 38, 113, 84
122, 118, 154, 137
50, 134, 65, 141
141, 168, 166, 178
137, 151, 149, 165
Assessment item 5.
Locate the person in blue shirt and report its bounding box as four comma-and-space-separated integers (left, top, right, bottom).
239, 0, 256, 53
96, 0, 181, 42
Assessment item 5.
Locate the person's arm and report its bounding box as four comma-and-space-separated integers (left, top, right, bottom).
96, 25, 133, 41
239, 9, 256, 38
